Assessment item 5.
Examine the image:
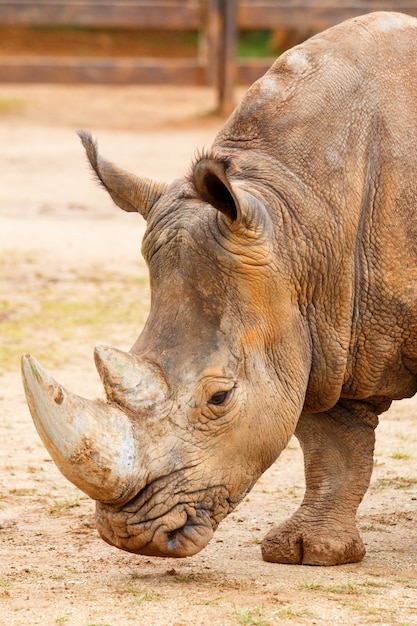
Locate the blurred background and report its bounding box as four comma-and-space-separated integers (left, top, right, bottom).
2, 1, 417, 114
1, 4, 417, 626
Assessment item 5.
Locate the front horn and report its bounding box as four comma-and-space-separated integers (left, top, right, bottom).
21, 354, 141, 504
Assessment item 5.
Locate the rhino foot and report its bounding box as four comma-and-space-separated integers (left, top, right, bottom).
261, 515, 366, 566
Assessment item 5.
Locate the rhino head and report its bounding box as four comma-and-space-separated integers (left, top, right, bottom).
22, 131, 311, 557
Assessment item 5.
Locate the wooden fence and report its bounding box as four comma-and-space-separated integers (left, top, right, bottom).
1, 0, 417, 114
0, 2, 218, 90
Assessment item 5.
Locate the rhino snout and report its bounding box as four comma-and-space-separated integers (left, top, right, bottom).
95, 484, 232, 557
97, 504, 215, 557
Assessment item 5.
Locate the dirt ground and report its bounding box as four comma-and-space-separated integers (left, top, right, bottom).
0, 83, 416, 626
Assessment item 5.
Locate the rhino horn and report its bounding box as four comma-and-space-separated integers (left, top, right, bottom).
78, 130, 168, 219
94, 345, 167, 412
21, 354, 140, 504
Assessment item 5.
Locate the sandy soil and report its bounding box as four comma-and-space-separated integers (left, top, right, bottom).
0, 84, 416, 626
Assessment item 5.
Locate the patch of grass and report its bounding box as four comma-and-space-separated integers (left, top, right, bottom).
395, 577, 417, 589
397, 477, 417, 489
368, 607, 379, 616
325, 582, 358, 595
116, 580, 161, 604
48, 495, 86, 516
9, 487, 38, 497
286, 486, 302, 498
23, 567, 43, 579
372, 477, 417, 490
391, 451, 412, 460
373, 479, 391, 490
300, 577, 321, 591
174, 572, 197, 583
273, 607, 313, 620
132, 591, 149, 605
301, 578, 384, 597
234, 605, 269, 626
0, 96, 26, 114
360, 579, 388, 590
0, 254, 150, 374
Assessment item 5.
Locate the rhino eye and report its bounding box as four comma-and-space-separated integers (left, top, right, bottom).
208, 390, 229, 406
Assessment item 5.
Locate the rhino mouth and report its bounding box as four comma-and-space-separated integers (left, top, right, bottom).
95, 484, 232, 557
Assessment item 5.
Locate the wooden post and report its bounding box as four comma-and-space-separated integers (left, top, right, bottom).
204, 0, 222, 90
218, 0, 237, 116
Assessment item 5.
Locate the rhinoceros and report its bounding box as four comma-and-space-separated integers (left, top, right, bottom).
22, 11, 417, 566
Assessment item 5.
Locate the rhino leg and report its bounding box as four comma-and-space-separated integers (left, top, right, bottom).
262, 401, 381, 566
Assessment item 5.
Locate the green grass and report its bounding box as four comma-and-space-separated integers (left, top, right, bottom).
237, 30, 273, 58
373, 477, 417, 490
174, 572, 197, 583
234, 605, 269, 626
391, 451, 412, 460
9, 487, 38, 496
115, 580, 161, 604
0, 253, 150, 374
300, 577, 321, 591
274, 607, 312, 620
301, 577, 387, 596
48, 495, 87, 516
0, 97, 26, 114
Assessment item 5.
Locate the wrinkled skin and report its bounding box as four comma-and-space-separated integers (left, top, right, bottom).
22, 12, 417, 565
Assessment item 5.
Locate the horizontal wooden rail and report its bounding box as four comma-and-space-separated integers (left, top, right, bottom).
238, 1, 417, 28
0, 1, 202, 29
0, 56, 207, 85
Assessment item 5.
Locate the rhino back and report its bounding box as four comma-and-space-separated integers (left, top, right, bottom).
215, 12, 417, 408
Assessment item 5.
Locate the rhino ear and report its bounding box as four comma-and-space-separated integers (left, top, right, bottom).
78, 130, 168, 220
193, 157, 267, 234
193, 158, 238, 222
